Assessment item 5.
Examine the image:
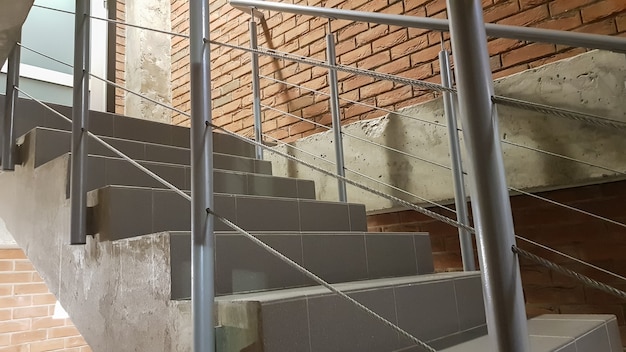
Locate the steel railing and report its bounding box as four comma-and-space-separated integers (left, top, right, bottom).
2, 2, 626, 352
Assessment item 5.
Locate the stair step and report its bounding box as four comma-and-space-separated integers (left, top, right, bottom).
440, 314, 621, 352
168, 231, 434, 298
88, 185, 367, 240
215, 272, 485, 352
61, 153, 313, 199
18, 126, 269, 170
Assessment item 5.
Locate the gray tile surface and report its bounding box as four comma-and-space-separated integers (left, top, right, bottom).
453, 276, 486, 331
307, 288, 400, 352
413, 235, 434, 274
365, 234, 417, 278
235, 196, 300, 231
262, 299, 311, 352
215, 234, 306, 295
298, 200, 350, 231
246, 174, 298, 198
349, 203, 367, 231
606, 318, 622, 352
575, 325, 611, 352
395, 280, 460, 342
302, 234, 367, 283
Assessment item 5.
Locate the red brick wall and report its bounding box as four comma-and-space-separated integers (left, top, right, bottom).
368, 179, 626, 345
0, 249, 91, 352
163, 0, 626, 143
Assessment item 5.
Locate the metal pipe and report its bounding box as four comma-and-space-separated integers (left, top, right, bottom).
229, 0, 626, 53
439, 49, 476, 272
249, 17, 263, 159
70, 0, 91, 245
447, 1, 529, 351
2, 37, 21, 171
190, 0, 215, 351
326, 29, 347, 202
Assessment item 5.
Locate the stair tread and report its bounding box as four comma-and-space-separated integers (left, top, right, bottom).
215, 271, 480, 303
61, 152, 314, 199
19, 126, 270, 172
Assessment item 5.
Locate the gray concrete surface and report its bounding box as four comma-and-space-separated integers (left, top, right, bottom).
0, 153, 192, 351
0, 0, 33, 65
267, 50, 626, 212
124, 0, 173, 123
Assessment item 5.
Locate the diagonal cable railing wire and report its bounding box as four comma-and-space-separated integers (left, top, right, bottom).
260, 74, 449, 129
493, 95, 626, 131
33, 4, 191, 38
208, 39, 453, 93
20, 41, 626, 270
261, 104, 454, 172
14, 87, 437, 352
514, 235, 626, 283
262, 133, 457, 214
513, 245, 626, 299
262, 74, 625, 177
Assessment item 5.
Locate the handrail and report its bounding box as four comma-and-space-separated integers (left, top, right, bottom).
230, 0, 626, 53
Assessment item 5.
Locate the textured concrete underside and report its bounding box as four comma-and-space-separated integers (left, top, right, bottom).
267, 50, 626, 212
0, 0, 33, 65
0, 154, 192, 351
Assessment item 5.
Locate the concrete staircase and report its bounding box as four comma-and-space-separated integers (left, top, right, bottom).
0, 97, 621, 351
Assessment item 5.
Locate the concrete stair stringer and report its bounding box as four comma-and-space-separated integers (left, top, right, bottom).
0, 151, 192, 351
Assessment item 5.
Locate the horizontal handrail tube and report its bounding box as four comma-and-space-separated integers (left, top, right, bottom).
230, 0, 626, 53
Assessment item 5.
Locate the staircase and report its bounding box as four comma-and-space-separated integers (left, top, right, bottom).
0, 97, 621, 351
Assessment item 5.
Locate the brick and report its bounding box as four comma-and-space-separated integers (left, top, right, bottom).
376, 85, 413, 107
29, 339, 65, 352
339, 44, 372, 65
0, 273, 33, 284
574, 18, 618, 36
0, 319, 30, 333
618, 14, 626, 32
524, 284, 586, 304
10, 330, 46, 344
356, 51, 391, 70
13, 306, 49, 319
0, 250, 25, 260
497, 4, 549, 26
32, 317, 65, 330
49, 326, 81, 338
0, 296, 31, 309
359, 80, 394, 100
425, 0, 446, 16
372, 29, 408, 53
484, 0, 520, 23
582, 0, 626, 22
377, 56, 411, 75
500, 43, 556, 67
355, 25, 389, 47
337, 22, 369, 42
536, 10, 583, 31
0, 262, 13, 272
390, 35, 428, 60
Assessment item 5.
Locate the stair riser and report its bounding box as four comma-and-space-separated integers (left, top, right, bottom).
4, 97, 255, 154
216, 274, 485, 352
63, 155, 313, 199
90, 186, 368, 240
169, 232, 434, 297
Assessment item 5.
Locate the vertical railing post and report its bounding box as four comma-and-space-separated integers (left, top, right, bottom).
439, 48, 476, 272
326, 22, 347, 202
190, 0, 215, 351
249, 15, 263, 159
446, 1, 529, 351
70, 0, 91, 245
1, 36, 21, 171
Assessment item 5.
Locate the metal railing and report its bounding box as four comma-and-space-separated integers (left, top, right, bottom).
2, 1, 626, 352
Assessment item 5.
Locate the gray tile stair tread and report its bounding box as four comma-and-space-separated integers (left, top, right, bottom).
440, 314, 619, 352
19, 126, 269, 172
216, 272, 481, 303
73, 153, 310, 198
